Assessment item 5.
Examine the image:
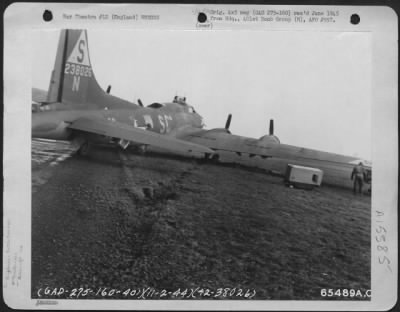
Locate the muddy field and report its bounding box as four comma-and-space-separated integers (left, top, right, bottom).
31, 141, 371, 300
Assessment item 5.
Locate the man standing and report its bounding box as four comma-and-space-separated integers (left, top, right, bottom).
351, 162, 366, 194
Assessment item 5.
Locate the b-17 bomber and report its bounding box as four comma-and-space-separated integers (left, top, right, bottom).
32, 29, 371, 189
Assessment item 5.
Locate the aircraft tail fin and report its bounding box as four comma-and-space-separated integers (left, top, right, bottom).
46, 29, 107, 108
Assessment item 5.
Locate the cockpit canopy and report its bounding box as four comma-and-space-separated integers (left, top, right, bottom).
146, 96, 197, 114
147, 102, 164, 109
172, 95, 196, 113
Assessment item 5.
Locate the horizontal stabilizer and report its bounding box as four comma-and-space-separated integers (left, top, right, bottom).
32, 88, 48, 104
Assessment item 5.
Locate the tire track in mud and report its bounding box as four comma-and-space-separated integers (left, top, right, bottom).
32, 139, 77, 193
104, 151, 201, 289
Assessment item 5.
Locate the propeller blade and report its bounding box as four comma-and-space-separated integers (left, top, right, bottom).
138, 99, 144, 107
106, 85, 112, 94
269, 119, 274, 135
225, 114, 232, 130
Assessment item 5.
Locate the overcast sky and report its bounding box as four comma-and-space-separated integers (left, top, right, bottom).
33, 29, 372, 160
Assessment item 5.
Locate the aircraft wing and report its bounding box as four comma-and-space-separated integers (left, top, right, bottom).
68, 117, 214, 155
181, 129, 277, 157
181, 129, 361, 165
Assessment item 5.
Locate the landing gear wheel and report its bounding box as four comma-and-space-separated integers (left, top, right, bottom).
77, 141, 91, 156
210, 153, 220, 163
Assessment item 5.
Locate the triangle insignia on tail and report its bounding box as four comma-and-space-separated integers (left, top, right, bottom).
66, 31, 90, 66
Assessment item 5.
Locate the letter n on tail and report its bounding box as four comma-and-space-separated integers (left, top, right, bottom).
72, 76, 80, 92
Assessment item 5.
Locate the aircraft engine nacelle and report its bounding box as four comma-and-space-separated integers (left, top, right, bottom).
258, 119, 280, 145
258, 135, 280, 145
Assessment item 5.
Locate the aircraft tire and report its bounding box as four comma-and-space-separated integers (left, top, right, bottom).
210, 153, 220, 164
78, 142, 91, 156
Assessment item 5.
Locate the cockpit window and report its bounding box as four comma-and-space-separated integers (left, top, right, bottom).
188, 106, 196, 113
147, 103, 164, 109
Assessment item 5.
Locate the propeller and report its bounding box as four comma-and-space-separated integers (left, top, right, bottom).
138, 99, 144, 107
225, 114, 232, 130
269, 119, 274, 136
106, 85, 112, 94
